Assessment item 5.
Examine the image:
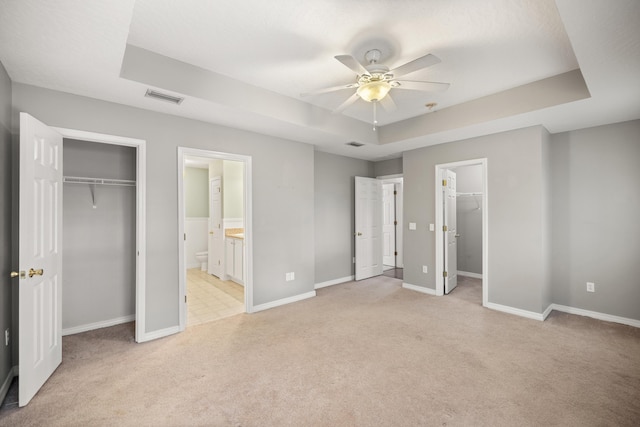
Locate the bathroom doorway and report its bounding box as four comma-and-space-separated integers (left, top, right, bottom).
177, 147, 252, 330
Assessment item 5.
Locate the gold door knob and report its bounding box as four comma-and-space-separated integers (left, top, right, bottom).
28, 268, 44, 278
10, 271, 20, 278
209, 231, 214, 235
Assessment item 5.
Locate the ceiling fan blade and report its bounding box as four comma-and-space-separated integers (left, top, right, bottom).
333, 92, 360, 113
379, 93, 397, 112
300, 83, 357, 97
393, 80, 450, 92
335, 55, 370, 76
390, 54, 441, 78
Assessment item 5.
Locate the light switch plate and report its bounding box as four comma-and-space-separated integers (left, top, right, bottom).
409, 222, 417, 230
429, 224, 435, 231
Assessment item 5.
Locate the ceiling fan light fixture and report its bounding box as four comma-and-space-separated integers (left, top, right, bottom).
357, 81, 391, 102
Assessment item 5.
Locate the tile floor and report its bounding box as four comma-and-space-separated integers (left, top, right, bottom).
187, 268, 244, 326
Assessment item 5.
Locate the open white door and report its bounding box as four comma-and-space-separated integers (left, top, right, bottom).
17, 113, 63, 406
382, 183, 396, 267
443, 169, 458, 294
355, 177, 383, 280
208, 176, 223, 277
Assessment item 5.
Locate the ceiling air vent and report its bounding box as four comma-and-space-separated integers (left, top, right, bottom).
346, 141, 364, 147
145, 89, 184, 105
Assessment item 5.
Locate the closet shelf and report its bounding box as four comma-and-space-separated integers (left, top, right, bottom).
456, 192, 483, 197
63, 176, 136, 187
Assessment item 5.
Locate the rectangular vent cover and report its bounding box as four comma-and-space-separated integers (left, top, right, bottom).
346, 141, 364, 147
145, 89, 184, 105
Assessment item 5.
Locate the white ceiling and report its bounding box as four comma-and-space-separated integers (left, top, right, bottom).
0, 0, 638, 160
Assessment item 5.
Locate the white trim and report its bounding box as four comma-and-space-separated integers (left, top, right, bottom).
136, 326, 181, 343
178, 147, 254, 331
549, 304, 640, 328
376, 173, 403, 180
542, 303, 554, 320
457, 270, 483, 279
252, 291, 316, 313
62, 315, 135, 336
485, 302, 545, 321
435, 158, 488, 307
402, 282, 437, 296
223, 218, 244, 228
315, 276, 354, 289
0, 366, 18, 405
53, 127, 147, 344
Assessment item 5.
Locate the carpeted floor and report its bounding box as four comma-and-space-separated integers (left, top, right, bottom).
1, 275, 639, 426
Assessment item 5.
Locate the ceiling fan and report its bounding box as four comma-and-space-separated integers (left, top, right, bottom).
302, 49, 449, 129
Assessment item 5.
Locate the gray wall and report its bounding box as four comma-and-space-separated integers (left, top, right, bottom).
314, 151, 373, 284
0, 61, 13, 395
373, 157, 402, 177
453, 164, 483, 275
62, 139, 136, 330
551, 120, 640, 320
184, 167, 208, 217
403, 126, 551, 313
223, 160, 244, 219
12, 83, 315, 333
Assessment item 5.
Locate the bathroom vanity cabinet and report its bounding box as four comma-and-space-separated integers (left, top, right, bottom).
225, 237, 244, 284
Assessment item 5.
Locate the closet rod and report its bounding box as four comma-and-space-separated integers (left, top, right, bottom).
63, 176, 136, 187
456, 192, 483, 197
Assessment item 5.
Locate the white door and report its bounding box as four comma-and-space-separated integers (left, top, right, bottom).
208, 177, 223, 277
355, 177, 383, 280
382, 183, 396, 267
17, 113, 63, 406
443, 169, 458, 294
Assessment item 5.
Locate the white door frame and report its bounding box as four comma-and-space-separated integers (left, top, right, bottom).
177, 147, 253, 331
434, 159, 488, 306
53, 127, 147, 342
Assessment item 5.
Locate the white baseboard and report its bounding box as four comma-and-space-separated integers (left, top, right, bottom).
0, 366, 18, 406
252, 291, 316, 313
402, 282, 437, 296
485, 302, 545, 321
62, 314, 135, 336
549, 304, 640, 328
457, 270, 483, 279
315, 276, 354, 289
137, 325, 181, 343
186, 262, 200, 269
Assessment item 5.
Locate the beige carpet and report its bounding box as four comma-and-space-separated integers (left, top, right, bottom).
1, 276, 639, 426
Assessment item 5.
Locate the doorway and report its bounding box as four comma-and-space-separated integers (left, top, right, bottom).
177, 147, 253, 331
54, 127, 147, 341
380, 176, 403, 280
435, 159, 488, 306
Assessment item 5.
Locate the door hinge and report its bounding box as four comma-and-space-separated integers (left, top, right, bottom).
394, 190, 397, 195
394, 220, 398, 226
184, 233, 186, 241
443, 271, 448, 278
443, 225, 448, 232
185, 295, 187, 303
394, 251, 398, 256
442, 179, 447, 186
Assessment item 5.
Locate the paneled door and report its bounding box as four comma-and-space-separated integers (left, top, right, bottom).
355, 177, 383, 280
16, 113, 63, 406
208, 176, 223, 278
443, 169, 458, 294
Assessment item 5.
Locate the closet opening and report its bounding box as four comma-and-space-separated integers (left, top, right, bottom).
435, 159, 488, 306
54, 127, 147, 343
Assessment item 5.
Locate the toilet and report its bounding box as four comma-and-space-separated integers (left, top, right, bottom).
195, 251, 208, 271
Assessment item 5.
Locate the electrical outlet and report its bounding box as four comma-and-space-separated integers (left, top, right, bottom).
586, 282, 595, 292
422, 266, 428, 273
4, 329, 8, 346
